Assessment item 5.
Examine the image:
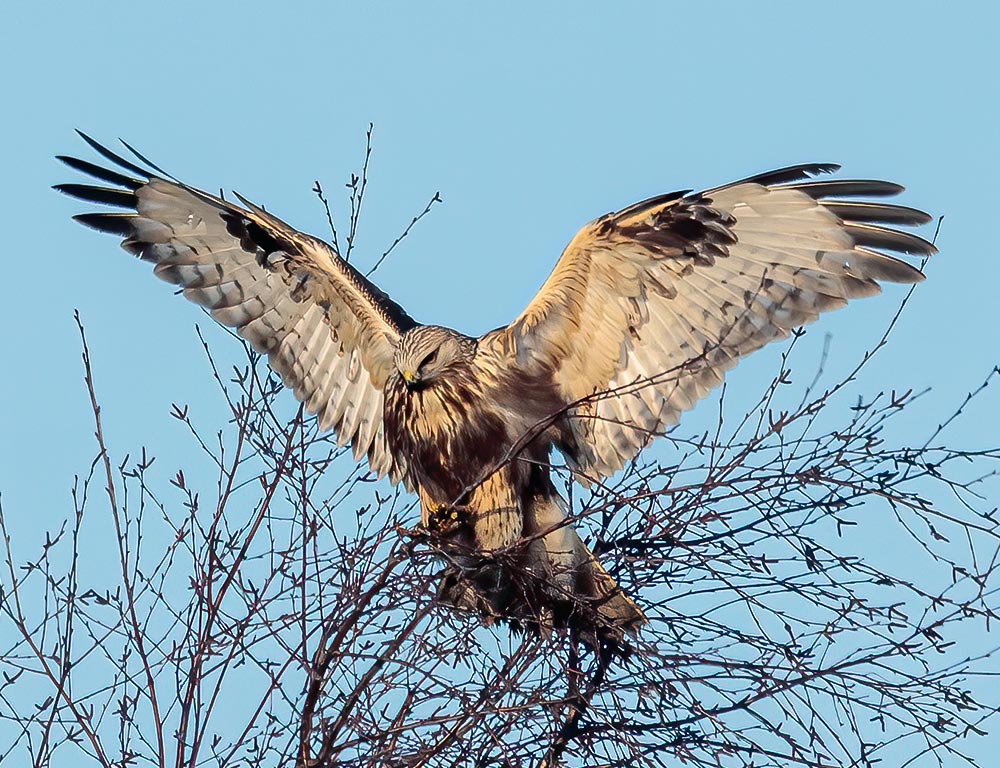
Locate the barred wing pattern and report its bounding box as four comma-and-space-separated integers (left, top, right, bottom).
499, 164, 935, 482
57, 134, 416, 483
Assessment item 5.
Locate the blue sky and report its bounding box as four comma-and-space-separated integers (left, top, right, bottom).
1, 1, 998, 763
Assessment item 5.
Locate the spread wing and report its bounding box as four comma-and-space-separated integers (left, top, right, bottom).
491, 164, 935, 482
57, 133, 417, 483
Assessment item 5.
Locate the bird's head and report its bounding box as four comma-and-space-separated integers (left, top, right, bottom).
394, 326, 472, 390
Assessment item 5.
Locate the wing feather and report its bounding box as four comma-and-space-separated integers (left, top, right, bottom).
58, 137, 415, 484
492, 165, 934, 481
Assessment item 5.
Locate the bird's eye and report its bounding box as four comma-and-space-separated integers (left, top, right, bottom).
418, 349, 438, 370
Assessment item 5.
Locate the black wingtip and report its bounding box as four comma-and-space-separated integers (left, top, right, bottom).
822, 201, 932, 226
844, 222, 937, 257
74, 130, 152, 179
736, 163, 842, 187
73, 212, 135, 237
789, 179, 906, 199
54, 183, 137, 209
119, 137, 173, 179
56, 154, 144, 190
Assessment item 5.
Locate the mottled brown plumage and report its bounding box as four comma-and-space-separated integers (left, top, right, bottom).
58, 135, 935, 648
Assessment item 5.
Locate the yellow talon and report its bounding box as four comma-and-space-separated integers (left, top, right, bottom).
425, 503, 466, 533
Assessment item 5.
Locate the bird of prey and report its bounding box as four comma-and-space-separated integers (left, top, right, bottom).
57, 133, 934, 647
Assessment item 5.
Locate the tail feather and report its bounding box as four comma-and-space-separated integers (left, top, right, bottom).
525, 485, 646, 647
432, 480, 646, 651
575, 539, 647, 634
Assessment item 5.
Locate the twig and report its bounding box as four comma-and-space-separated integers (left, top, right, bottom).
366, 191, 442, 277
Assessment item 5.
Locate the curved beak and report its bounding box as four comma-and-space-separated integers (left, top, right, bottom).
401, 369, 417, 387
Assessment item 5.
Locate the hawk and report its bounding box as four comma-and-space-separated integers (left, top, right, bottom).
58, 133, 934, 647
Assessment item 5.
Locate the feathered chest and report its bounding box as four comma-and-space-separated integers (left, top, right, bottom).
383, 367, 512, 503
